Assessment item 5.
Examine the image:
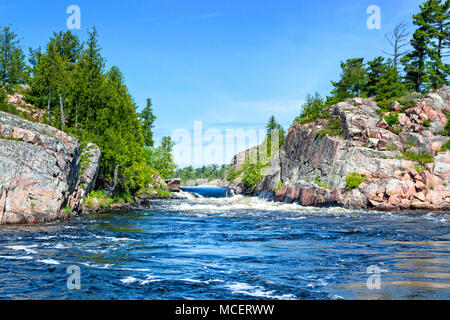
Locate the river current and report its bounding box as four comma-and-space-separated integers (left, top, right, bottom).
0, 188, 449, 300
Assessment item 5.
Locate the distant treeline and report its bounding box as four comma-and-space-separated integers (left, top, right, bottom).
173, 165, 228, 182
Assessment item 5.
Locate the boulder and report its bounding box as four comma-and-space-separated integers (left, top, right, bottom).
0, 112, 100, 224
165, 178, 181, 192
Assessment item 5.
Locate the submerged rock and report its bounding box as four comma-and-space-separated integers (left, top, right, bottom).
0, 112, 100, 224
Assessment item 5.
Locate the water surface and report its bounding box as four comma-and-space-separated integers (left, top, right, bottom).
0, 189, 449, 300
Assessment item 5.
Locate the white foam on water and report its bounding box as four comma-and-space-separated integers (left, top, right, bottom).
94, 235, 139, 242
0, 255, 33, 260
6, 245, 38, 254
225, 282, 296, 300
121, 276, 139, 284
38, 259, 60, 265
168, 195, 310, 213
36, 235, 57, 240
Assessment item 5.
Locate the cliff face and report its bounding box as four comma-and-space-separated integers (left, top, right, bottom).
0, 112, 101, 224
235, 87, 450, 211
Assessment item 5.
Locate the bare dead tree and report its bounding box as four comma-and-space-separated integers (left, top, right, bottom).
383, 22, 410, 71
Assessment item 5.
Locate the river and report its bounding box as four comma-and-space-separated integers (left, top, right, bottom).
0, 188, 449, 300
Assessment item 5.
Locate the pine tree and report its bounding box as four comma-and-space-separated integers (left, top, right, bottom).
265, 115, 285, 157
144, 136, 177, 179
374, 61, 408, 108
27, 31, 78, 128
366, 57, 387, 97
77, 27, 105, 131
425, 0, 450, 89
365, 57, 407, 105
0, 26, 27, 90
402, 0, 437, 92
328, 58, 368, 104
139, 98, 157, 147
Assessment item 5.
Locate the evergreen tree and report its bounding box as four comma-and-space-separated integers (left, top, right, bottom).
402, 0, 434, 92
96, 66, 147, 193
145, 136, 177, 179
425, 0, 450, 89
365, 57, 408, 104
27, 31, 77, 128
295, 92, 326, 123
77, 27, 105, 131
328, 58, 368, 104
0, 26, 27, 90
374, 61, 408, 108
366, 57, 387, 97
139, 98, 156, 147
265, 115, 285, 157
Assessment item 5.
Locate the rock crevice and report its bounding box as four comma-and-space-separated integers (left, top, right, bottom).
0, 112, 101, 224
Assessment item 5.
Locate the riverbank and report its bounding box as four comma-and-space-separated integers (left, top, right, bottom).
226, 87, 450, 212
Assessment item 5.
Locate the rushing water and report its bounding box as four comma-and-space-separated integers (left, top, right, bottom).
0, 188, 449, 300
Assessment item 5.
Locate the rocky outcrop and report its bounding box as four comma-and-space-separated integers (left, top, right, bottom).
231, 87, 450, 211
166, 178, 181, 191
0, 112, 100, 224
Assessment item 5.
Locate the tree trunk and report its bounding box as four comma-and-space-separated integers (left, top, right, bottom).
47, 92, 51, 123
75, 103, 78, 128
59, 93, 65, 127
111, 165, 119, 195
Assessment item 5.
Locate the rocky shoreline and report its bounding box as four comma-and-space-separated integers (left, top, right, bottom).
0, 112, 101, 224
227, 87, 450, 212
1, 87, 449, 225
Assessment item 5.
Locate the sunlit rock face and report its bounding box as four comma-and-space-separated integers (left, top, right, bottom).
235, 87, 450, 211
0, 112, 100, 224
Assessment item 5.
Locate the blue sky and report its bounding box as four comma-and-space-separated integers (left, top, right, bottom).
0, 0, 424, 166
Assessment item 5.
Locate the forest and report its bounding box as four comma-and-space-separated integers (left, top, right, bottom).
0, 27, 176, 197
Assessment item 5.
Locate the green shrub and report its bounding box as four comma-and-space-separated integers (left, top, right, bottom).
398, 92, 422, 110
0, 135, 24, 142
384, 112, 399, 126
155, 188, 171, 197
85, 190, 114, 210
422, 119, 431, 127
386, 144, 398, 151
415, 165, 426, 172
242, 160, 266, 189
345, 173, 365, 189
226, 167, 243, 182
275, 179, 283, 192
441, 110, 450, 136
294, 93, 326, 124
314, 177, 328, 189
389, 127, 402, 135
440, 139, 450, 152
403, 151, 434, 163
316, 118, 342, 137
113, 191, 134, 204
